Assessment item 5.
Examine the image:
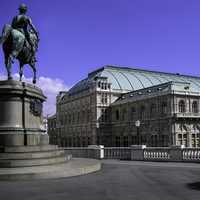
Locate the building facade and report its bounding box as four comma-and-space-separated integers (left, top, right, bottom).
48, 114, 58, 144
52, 66, 200, 147
111, 81, 200, 147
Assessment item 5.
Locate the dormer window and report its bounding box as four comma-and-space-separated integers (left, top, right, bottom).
98, 81, 108, 90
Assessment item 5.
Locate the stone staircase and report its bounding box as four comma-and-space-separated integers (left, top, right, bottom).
0, 145, 72, 168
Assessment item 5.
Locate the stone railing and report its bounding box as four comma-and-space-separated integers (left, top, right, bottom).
104, 147, 131, 160
182, 148, 200, 161
143, 147, 170, 161
63, 145, 200, 162
64, 145, 104, 159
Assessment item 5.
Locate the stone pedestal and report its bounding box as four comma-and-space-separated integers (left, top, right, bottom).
0, 80, 70, 168
0, 80, 101, 180
0, 80, 47, 146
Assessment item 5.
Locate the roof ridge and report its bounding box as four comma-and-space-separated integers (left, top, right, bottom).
124, 81, 190, 95
103, 65, 200, 79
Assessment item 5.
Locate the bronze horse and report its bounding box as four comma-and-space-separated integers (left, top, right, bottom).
0, 24, 39, 84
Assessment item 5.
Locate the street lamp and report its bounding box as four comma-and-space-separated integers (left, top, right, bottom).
135, 120, 141, 145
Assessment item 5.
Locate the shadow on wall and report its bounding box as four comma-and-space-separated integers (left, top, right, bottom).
187, 182, 200, 191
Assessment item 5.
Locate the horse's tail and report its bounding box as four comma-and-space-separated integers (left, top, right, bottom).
0, 24, 12, 44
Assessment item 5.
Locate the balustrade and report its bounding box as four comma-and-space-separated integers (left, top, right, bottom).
144, 147, 170, 161
64, 146, 200, 162
182, 148, 200, 161
104, 147, 131, 160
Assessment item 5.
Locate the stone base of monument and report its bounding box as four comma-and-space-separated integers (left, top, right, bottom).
0, 145, 71, 167
0, 158, 101, 180
0, 80, 101, 180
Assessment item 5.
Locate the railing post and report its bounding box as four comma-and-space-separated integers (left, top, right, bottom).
99, 145, 104, 159
170, 145, 184, 161
88, 145, 104, 159
131, 145, 146, 161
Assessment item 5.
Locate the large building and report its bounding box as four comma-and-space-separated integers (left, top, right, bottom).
52, 66, 200, 147
48, 114, 58, 144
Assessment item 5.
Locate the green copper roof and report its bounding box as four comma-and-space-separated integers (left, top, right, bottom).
68, 65, 200, 94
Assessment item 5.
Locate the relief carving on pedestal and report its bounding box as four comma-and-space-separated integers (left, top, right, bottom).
30, 99, 42, 116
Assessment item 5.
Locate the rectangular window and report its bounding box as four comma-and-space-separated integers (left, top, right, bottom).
192, 134, 196, 147
101, 109, 105, 122
101, 93, 108, 104
122, 109, 127, 121
116, 110, 119, 120
101, 108, 108, 122
115, 136, 120, 146
131, 107, 136, 120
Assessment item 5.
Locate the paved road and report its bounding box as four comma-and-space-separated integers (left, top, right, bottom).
0, 160, 200, 200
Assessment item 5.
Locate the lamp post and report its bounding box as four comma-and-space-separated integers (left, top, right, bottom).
135, 120, 141, 145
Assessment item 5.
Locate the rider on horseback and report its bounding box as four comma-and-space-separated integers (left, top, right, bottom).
0, 4, 39, 83
11, 4, 39, 62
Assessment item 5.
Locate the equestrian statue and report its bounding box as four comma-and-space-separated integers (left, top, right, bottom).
0, 4, 39, 84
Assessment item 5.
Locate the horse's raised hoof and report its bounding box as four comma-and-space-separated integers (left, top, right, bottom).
33, 79, 36, 84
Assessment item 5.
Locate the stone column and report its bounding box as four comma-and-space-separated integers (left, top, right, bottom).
187, 132, 192, 147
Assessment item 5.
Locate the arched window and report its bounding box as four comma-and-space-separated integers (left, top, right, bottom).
122, 108, 127, 121
140, 105, 145, 119
161, 102, 167, 114
82, 111, 85, 123
131, 107, 136, 120
150, 104, 156, 116
123, 136, 129, 147
192, 101, 198, 113
115, 136, 120, 147
179, 100, 186, 113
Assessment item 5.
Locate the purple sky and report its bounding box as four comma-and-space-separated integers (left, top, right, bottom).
1, 0, 200, 87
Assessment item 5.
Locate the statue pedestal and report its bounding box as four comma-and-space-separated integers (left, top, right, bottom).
0, 80, 70, 168
0, 80, 47, 146
0, 80, 101, 180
